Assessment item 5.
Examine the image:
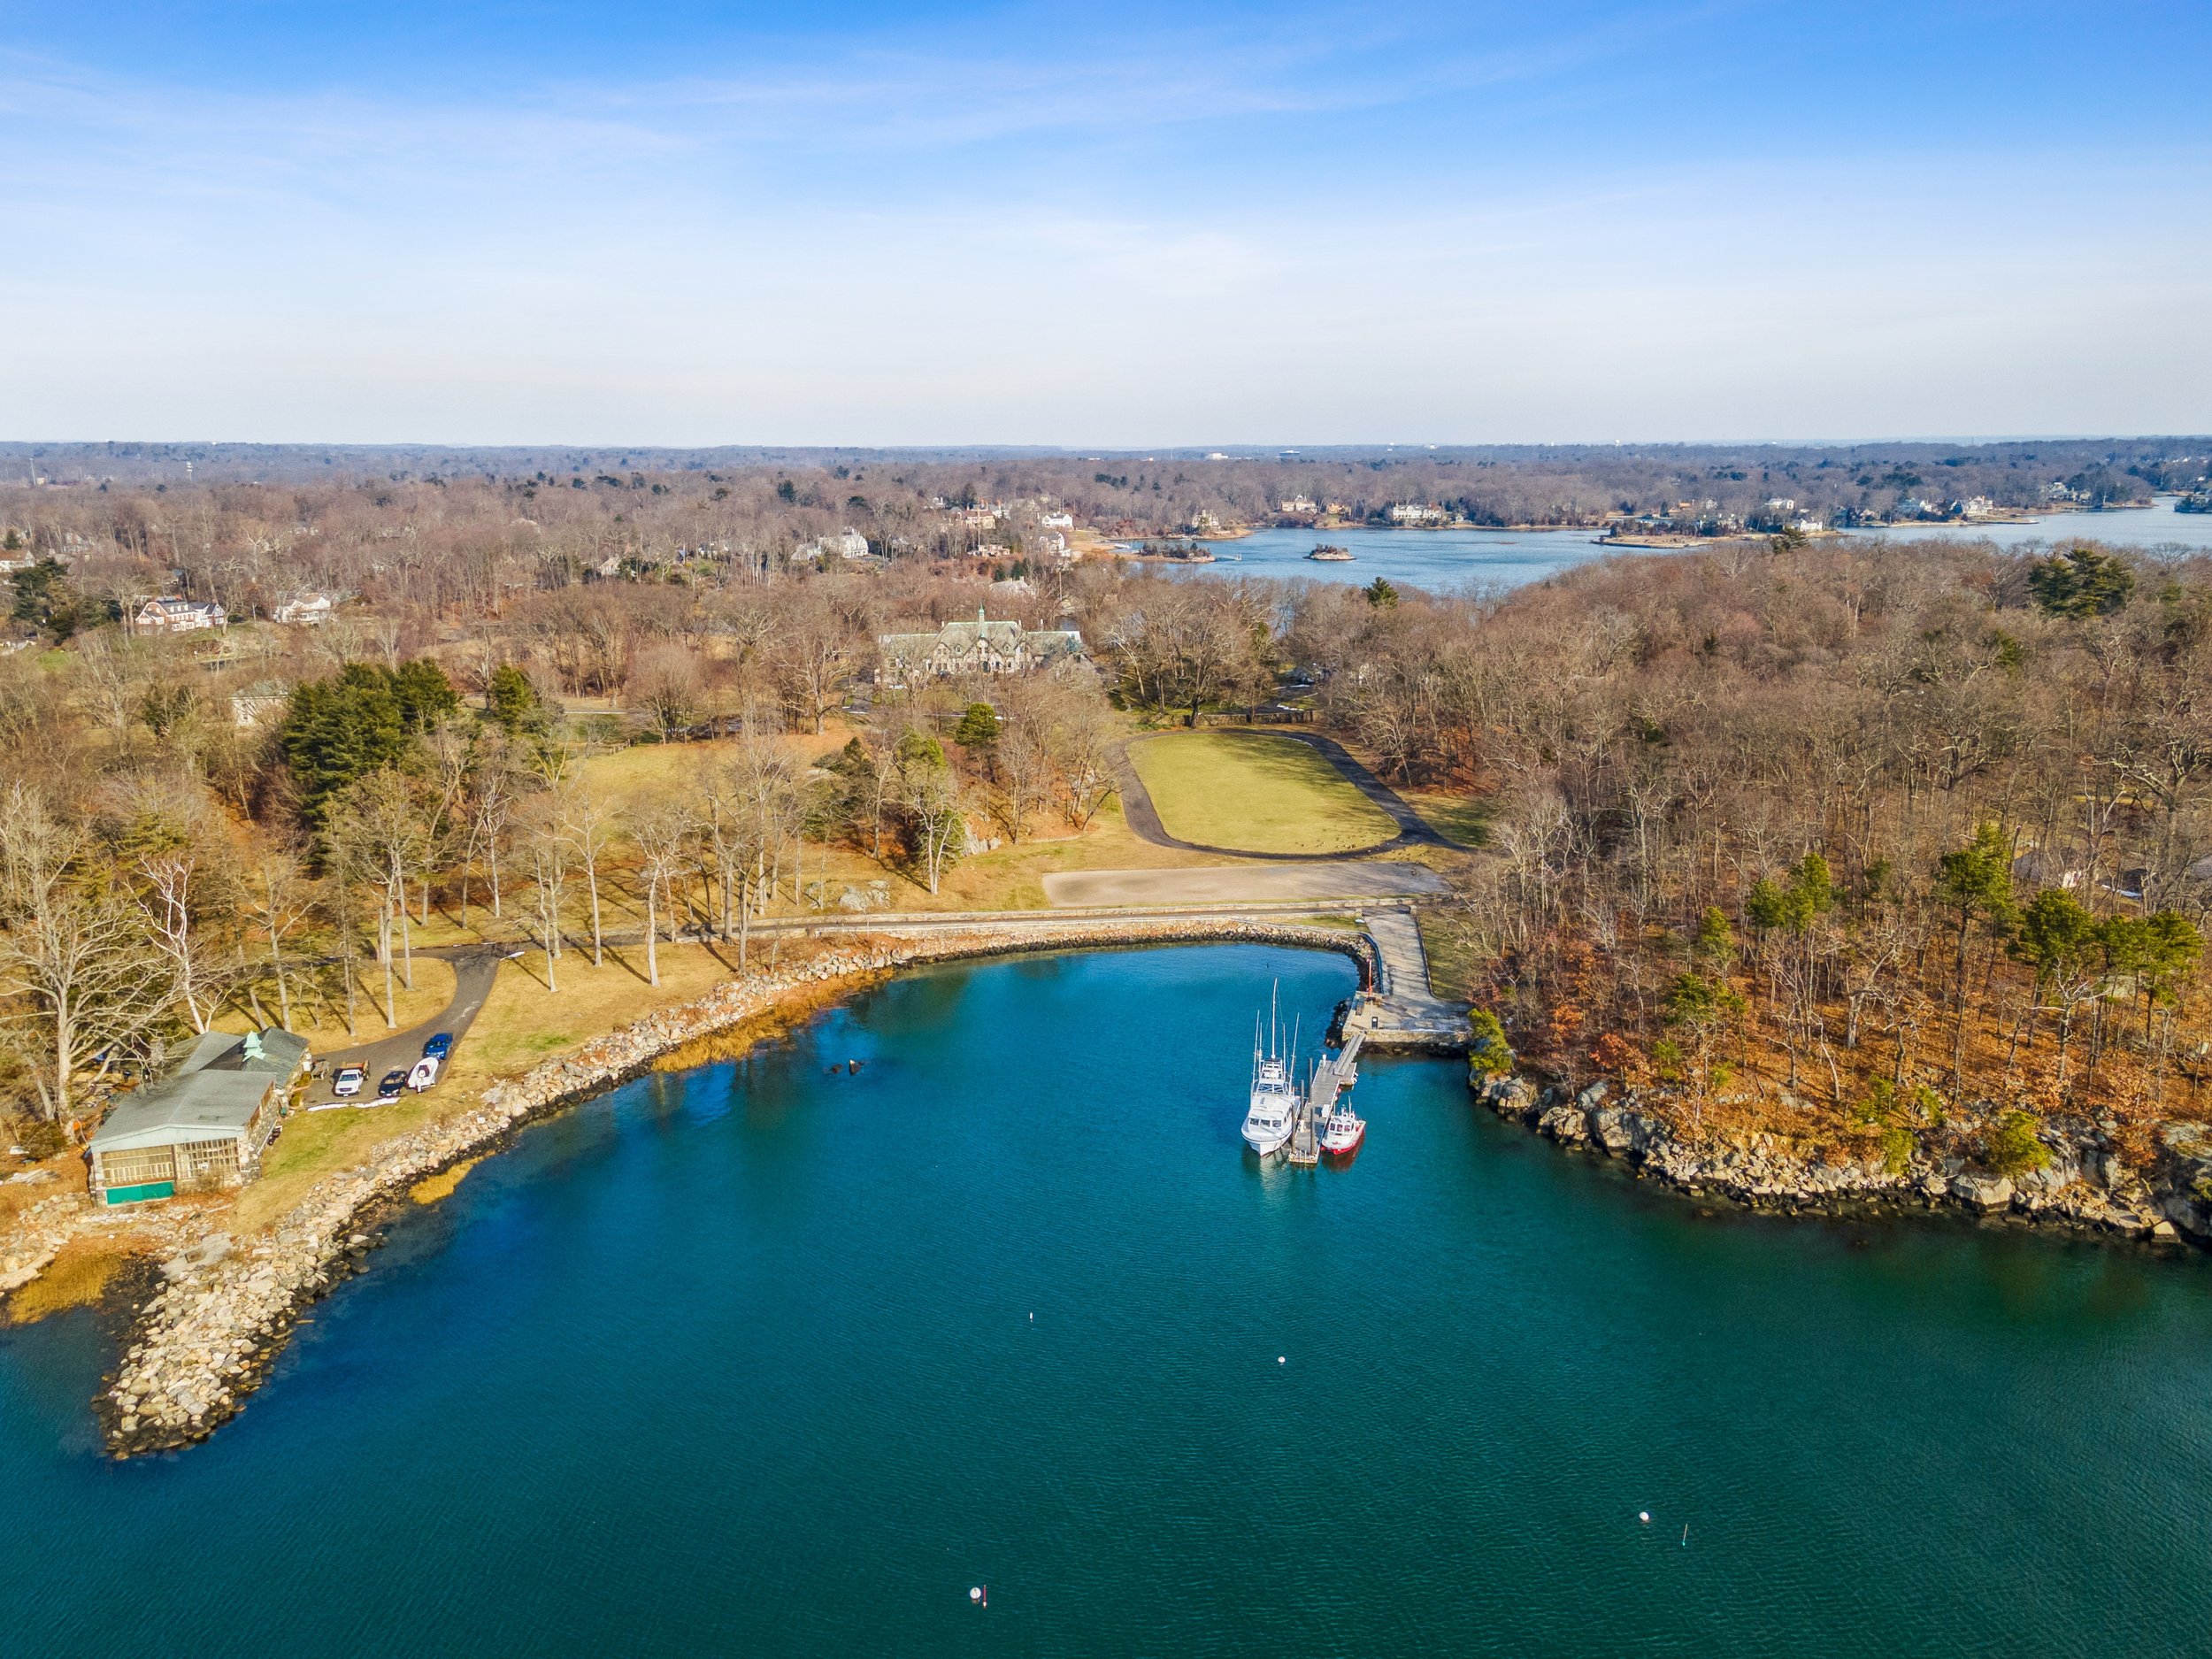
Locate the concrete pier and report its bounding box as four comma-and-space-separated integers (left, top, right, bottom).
1338, 905, 1472, 1053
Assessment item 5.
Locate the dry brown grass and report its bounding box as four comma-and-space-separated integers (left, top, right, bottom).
215, 959, 456, 1050
5, 1238, 137, 1324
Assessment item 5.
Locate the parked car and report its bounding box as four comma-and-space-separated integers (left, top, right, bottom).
407, 1056, 441, 1092
332, 1064, 366, 1098
376, 1069, 408, 1102
422, 1032, 454, 1060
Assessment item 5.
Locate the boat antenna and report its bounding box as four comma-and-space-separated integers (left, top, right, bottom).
1270, 980, 1279, 1061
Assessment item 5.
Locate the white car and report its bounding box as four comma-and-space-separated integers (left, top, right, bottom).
332, 1064, 366, 1098
407, 1056, 441, 1093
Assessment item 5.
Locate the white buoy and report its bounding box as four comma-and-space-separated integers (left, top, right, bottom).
969, 1587, 983, 1603
1278, 1356, 1286, 1364
1639, 1511, 1649, 1524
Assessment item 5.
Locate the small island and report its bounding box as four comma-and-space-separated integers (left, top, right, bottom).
1307, 543, 1355, 562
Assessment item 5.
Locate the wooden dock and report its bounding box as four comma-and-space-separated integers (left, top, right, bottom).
1286, 1031, 1363, 1164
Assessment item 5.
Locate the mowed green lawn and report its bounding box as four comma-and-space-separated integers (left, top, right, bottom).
1128, 732, 1398, 853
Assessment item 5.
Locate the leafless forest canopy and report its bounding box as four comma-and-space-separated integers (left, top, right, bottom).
4, 446, 2212, 1180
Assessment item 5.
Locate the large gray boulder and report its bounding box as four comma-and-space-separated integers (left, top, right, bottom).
1587, 1106, 1655, 1157
1950, 1173, 2015, 1212
1537, 1102, 1590, 1143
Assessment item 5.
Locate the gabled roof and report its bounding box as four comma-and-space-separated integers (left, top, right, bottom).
89, 1029, 307, 1154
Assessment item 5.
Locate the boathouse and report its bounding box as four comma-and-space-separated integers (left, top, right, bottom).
87, 1028, 309, 1205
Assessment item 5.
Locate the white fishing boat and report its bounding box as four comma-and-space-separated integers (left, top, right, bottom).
1241, 986, 1300, 1156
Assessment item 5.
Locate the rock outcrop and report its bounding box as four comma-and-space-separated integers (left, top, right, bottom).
1472, 1069, 2185, 1240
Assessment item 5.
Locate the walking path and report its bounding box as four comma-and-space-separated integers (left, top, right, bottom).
1041, 862, 1447, 908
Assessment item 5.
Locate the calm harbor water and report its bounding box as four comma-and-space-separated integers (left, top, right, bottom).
1180, 524, 1609, 591
1859, 496, 2212, 552
6, 943, 2212, 1655
1187, 499, 2212, 592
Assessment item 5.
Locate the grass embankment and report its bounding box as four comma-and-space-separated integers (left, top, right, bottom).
1399, 789, 1491, 850
1416, 911, 1483, 1004
1129, 732, 1397, 854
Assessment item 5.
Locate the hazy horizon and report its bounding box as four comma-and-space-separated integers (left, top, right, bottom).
6, 2, 2208, 445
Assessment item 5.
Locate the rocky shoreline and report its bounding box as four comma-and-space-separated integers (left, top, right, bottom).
90, 919, 1371, 1457
1475, 1071, 2212, 1245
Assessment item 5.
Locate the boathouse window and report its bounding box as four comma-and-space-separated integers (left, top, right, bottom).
98, 1147, 178, 1188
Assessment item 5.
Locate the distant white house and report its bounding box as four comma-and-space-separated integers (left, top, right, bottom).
1279, 496, 1317, 515
1387, 503, 1447, 525
1039, 511, 1074, 530
1960, 496, 2000, 518
136, 595, 226, 635
829, 528, 871, 560
1037, 531, 1068, 557
1766, 496, 1797, 511
270, 592, 335, 626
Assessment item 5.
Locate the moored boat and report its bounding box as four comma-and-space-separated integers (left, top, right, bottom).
1319, 1102, 1365, 1156
1241, 985, 1301, 1156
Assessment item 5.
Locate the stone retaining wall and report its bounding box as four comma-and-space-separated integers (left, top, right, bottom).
98, 919, 1365, 1455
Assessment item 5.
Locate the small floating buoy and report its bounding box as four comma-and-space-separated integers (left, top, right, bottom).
1638, 1510, 1649, 1524
1278, 1356, 1286, 1364
849, 1060, 862, 1073
969, 1587, 982, 1603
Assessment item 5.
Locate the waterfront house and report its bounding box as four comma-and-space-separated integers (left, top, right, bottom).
87, 1028, 309, 1205
876, 609, 1084, 687
135, 595, 227, 635
1039, 511, 1074, 530
1387, 503, 1447, 525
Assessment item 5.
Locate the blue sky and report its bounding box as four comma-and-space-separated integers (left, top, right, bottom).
4, 2, 2208, 444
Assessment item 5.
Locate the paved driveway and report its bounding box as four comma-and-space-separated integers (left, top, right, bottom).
1042, 862, 1448, 908
309, 949, 504, 1106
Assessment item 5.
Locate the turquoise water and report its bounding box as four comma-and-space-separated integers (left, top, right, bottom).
6, 943, 2212, 1655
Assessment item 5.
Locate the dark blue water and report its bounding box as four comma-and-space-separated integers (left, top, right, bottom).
6, 944, 2212, 1655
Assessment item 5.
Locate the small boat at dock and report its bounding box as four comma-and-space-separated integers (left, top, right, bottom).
1320, 1102, 1365, 1156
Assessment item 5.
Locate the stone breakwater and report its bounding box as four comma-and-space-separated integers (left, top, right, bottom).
98, 919, 1368, 1457
1475, 1072, 2212, 1245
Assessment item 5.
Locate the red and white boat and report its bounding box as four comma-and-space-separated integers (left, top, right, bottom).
1319, 1102, 1365, 1156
